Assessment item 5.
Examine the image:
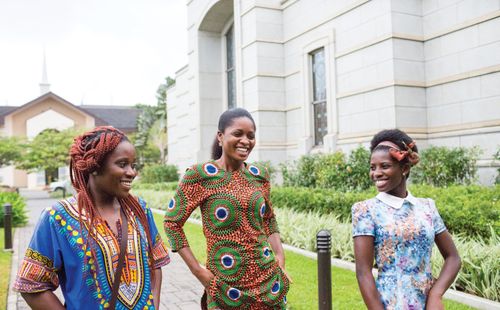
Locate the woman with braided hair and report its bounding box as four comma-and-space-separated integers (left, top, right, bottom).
14, 126, 170, 310
352, 129, 461, 310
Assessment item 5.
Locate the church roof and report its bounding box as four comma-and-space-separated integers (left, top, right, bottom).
0, 92, 141, 132
80, 105, 141, 132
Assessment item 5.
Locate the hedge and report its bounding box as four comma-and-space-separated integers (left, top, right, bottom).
139, 164, 179, 183
0, 192, 28, 227
271, 184, 499, 238
132, 181, 178, 191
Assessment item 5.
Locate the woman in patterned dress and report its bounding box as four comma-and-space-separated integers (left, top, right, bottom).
164, 108, 290, 309
352, 129, 461, 310
14, 126, 170, 309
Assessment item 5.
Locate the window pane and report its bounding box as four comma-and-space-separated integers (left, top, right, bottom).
313, 101, 327, 145
227, 69, 236, 109
311, 49, 326, 102
311, 48, 327, 146
226, 25, 236, 109
226, 25, 234, 69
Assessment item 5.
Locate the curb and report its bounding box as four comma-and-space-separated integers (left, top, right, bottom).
152, 208, 500, 310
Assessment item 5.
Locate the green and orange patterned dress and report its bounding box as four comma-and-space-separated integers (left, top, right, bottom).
164, 161, 289, 309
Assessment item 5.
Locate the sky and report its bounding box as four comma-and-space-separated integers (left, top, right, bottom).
0, 0, 188, 107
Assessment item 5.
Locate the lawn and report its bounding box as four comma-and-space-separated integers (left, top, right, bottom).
153, 214, 473, 309
0, 228, 13, 310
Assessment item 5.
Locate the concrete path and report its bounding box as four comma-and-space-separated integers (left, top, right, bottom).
8, 190, 203, 310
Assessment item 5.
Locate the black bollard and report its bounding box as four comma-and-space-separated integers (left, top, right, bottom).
317, 229, 332, 310
62, 187, 66, 198
4, 203, 12, 250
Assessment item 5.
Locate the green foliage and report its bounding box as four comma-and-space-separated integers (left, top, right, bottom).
134, 76, 175, 165
0, 137, 23, 168
316, 151, 348, 190
132, 181, 178, 191
410, 184, 500, 238
495, 148, 500, 184
273, 207, 498, 302
411, 146, 480, 186
345, 146, 372, 191
281, 154, 322, 187
132, 188, 175, 210
432, 227, 500, 301
271, 186, 375, 221
16, 128, 77, 183
139, 164, 179, 183
0, 192, 27, 227
272, 184, 499, 238
281, 146, 371, 191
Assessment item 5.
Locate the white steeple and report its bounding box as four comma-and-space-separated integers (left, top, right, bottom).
39, 51, 50, 94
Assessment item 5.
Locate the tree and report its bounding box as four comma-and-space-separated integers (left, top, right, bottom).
16, 128, 76, 184
134, 76, 175, 166
0, 137, 23, 168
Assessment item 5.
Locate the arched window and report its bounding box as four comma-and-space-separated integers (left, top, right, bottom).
225, 25, 236, 109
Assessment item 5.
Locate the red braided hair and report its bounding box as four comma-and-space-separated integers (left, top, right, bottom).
69, 126, 155, 271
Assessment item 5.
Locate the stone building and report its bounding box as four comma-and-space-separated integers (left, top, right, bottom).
167, 0, 500, 184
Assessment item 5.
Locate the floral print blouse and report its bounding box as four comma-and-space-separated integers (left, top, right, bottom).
352, 192, 447, 310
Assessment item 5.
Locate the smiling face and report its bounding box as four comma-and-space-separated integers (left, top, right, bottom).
370, 149, 409, 198
92, 140, 137, 199
218, 116, 256, 165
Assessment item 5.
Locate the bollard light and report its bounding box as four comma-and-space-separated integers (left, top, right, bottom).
317, 229, 332, 310
4, 203, 13, 251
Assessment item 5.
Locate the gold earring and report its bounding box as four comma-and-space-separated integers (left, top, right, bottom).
92, 171, 98, 176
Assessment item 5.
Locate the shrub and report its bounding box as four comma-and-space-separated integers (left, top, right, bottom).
272, 207, 499, 301
271, 186, 374, 221
139, 164, 179, 183
0, 192, 28, 227
132, 181, 178, 191
315, 146, 371, 191
131, 189, 175, 210
411, 146, 480, 186
271, 184, 499, 238
281, 146, 371, 191
495, 148, 500, 184
281, 154, 321, 187
410, 184, 499, 238
315, 152, 348, 190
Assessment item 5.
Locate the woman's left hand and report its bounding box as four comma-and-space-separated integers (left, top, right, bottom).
426, 293, 444, 310
277, 259, 293, 283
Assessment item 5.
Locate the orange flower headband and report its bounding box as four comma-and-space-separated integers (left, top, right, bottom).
377, 140, 420, 166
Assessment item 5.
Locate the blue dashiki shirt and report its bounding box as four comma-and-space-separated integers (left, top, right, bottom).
352, 192, 447, 310
14, 196, 170, 310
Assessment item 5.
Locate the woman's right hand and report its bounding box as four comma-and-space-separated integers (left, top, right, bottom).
194, 265, 215, 288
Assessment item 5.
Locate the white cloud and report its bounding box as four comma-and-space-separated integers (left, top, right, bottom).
0, 0, 187, 106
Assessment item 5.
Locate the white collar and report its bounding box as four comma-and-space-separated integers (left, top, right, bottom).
376, 191, 418, 209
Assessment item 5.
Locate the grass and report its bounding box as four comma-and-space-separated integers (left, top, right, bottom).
153, 214, 473, 309
0, 228, 13, 310
132, 189, 175, 210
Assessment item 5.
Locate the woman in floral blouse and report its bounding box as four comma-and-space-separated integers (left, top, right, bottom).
352, 129, 461, 310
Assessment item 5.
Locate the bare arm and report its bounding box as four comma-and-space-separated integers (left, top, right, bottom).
426, 231, 461, 308
177, 247, 214, 288
151, 268, 162, 309
353, 236, 384, 310
268, 232, 285, 268
21, 291, 65, 310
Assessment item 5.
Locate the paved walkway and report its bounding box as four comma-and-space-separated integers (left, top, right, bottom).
7, 190, 203, 310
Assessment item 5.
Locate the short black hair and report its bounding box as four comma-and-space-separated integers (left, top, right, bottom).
370, 129, 418, 167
